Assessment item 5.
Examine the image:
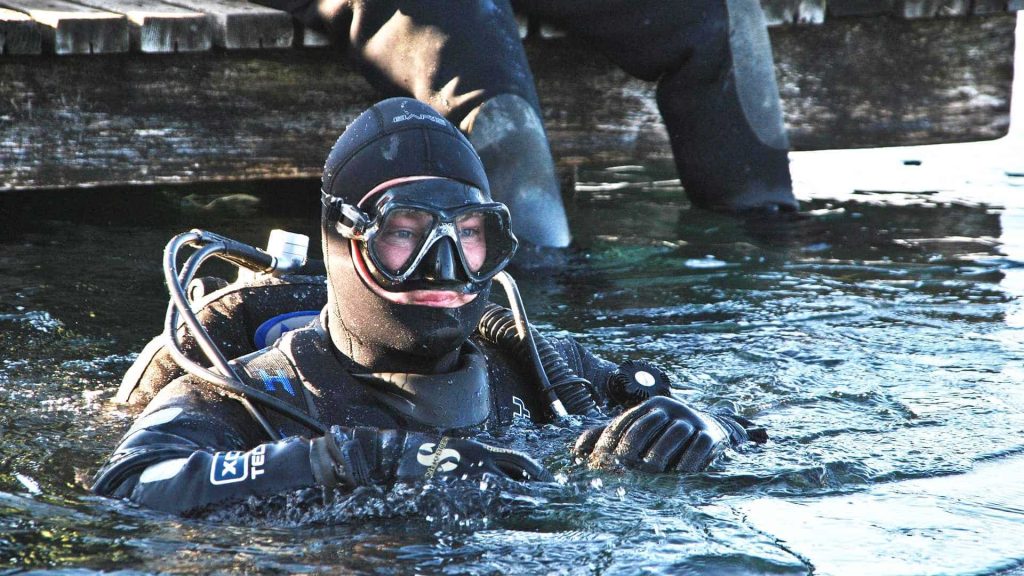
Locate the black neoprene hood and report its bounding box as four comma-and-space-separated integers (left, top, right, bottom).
319, 98, 495, 373
321, 97, 491, 213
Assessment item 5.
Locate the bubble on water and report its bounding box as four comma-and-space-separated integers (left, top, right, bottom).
82, 389, 104, 403
15, 473, 41, 495
684, 256, 729, 269
0, 310, 64, 333
202, 475, 543, 530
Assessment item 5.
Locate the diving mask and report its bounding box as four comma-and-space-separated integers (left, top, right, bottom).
324, 179, 518, 293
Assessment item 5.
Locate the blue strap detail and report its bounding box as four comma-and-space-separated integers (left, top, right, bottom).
258, 369, 295, 396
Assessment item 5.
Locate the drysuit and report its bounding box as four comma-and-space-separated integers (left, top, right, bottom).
93, 99, 764, 515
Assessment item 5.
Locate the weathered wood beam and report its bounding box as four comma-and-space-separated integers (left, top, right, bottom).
0, 7, 41, 55
0, 0, 128, 54
973, 0, 1007, 13
826, 0, 1018, 17
67, 0, 212, 52
897, 0, 970, 17
0, 13, 1014, 190
301, 26, 329, 47
828, 0, 898, 17
767, 14, 1014, 149
761, 0, 827, 25
159, 0, 292, 49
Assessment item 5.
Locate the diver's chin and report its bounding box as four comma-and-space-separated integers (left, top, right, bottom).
377, 288, 478, 308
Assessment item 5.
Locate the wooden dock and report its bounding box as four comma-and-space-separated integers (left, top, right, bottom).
0, 0, 1019, 191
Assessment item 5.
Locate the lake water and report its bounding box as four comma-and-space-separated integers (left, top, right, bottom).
3, 17, 1024, 572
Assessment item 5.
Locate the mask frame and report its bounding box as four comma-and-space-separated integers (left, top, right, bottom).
323, 181, 518, 293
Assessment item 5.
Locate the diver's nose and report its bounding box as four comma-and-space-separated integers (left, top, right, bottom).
423, 238, 461, 282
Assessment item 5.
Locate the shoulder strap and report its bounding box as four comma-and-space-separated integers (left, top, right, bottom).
233, 347, 319, 436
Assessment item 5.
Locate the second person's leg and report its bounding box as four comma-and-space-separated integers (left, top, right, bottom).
515, 0, 798, 213
271, 0, 572, 248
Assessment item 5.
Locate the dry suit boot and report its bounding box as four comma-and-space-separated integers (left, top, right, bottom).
463, 94, 572, 249
656, 0, 797, 213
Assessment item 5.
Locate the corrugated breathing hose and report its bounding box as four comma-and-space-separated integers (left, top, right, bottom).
478, 302, 601, 417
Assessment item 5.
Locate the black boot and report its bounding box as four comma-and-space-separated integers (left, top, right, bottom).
657, 0, 797, 214
463, 94, 572, 249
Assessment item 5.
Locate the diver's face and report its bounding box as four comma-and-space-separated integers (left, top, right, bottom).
352, 177, 493, 308
374, 209, 488, 274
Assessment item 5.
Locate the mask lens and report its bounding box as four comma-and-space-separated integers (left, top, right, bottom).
362, 200, 516, 288
370, 208, 437, 276
455, 212, 488, 273
457, 209, 515, 280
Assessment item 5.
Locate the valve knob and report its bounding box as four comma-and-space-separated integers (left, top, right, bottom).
607, 360, 671, 407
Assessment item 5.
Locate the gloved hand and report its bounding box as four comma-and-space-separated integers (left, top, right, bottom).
573, 396, 767, 473
311, 426, 553, 490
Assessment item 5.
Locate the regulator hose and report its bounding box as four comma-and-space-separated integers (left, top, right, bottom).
477, 303, 601, 417
163, 230, 328, 440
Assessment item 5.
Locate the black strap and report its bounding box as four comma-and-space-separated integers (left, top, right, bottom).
235, 348, 317, 436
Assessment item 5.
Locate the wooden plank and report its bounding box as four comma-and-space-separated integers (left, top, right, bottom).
69, 0, 212, 53
767, 13, 1014, 149
0, 0, 128, 54
160, 0, 292, 49
301, 26, 329, 47
973, 0, 1010, 14
0, 7, 41, 54
0, 51, 372, 190
761, 0, 826, 25
896, 0, 970, 17
0, 14, 1014, 190
827, 0, 896, 17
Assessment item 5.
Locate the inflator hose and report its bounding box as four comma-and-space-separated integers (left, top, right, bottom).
477, 303, 601, 417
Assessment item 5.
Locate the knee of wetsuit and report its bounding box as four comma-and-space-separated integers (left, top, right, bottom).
723, 0, 790, 153
659, 0, 731, 86
461, 94, 571, 250
656, 0, 796, 213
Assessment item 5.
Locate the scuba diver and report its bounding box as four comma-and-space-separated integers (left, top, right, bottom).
254, 0, 798, 251
93, 99, 766, 515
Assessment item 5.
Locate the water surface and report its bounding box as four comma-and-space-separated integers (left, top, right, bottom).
1, 134, 1023, 575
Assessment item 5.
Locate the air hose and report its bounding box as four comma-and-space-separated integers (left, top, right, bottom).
479, 275, 602, 418
163, 230, 327, 440
164, 231, 600, 433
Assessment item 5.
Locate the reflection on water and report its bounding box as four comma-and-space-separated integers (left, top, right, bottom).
1, 133, 1023, 573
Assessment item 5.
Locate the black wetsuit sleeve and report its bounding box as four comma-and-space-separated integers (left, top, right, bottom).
92, 377, 318, 516
547, 336, 618, 406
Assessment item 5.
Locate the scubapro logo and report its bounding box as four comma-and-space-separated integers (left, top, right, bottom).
416, 442, 461, 473
392, 113, 447, 126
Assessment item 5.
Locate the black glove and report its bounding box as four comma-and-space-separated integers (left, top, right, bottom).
574, 396, 767, 473
311, 426, 553, 490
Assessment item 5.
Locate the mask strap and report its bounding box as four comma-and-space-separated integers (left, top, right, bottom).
356, 175, 445, 208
